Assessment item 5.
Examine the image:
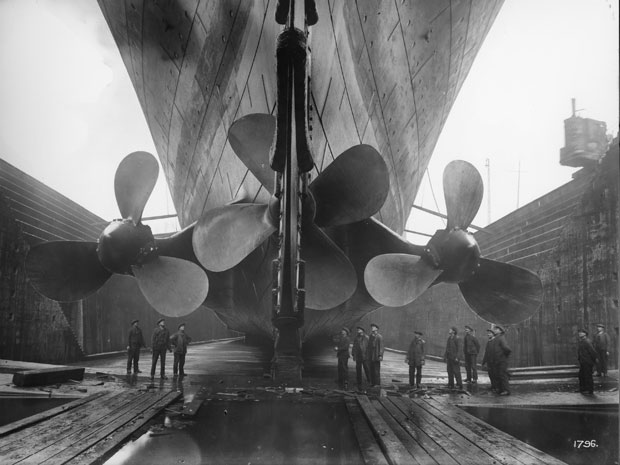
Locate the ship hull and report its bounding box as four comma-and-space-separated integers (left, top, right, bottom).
99, 0, 503, 341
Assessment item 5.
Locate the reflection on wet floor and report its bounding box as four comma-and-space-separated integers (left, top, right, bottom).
104, 397, 362, 465
461, 404, 619, 465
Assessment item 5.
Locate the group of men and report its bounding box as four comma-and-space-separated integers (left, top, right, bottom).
334, 323, 384, 390
576, 323, 610, 395
126, 318, 192, 380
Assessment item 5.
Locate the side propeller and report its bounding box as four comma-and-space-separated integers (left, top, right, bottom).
364, 160, 542, 325
192, 113, 389, 310
25, 152, 209, 317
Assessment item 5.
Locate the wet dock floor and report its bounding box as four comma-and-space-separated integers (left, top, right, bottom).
1, 340, 618, 464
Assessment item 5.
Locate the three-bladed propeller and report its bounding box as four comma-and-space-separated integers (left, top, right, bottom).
365, 160, 542, 324
25, 152, 209, 317
192, 113, 390, 310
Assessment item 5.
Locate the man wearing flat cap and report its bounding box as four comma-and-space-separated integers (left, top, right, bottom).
444, 326, 463, 389
463, 325, 480, 384
334, 327, 353, 389
150, 318, 171, 380
577, 328, 597, 395
366, 324, 384, 387
352, 326, 371, 390
405, 331, 425, 389
126, 319, 145, 375
170, 323, 192, 378
593, 324, 610, 377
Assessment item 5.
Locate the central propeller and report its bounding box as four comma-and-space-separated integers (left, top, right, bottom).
26, 152, 209, 317
364, 160, 543, 325
192, 113, 389, 310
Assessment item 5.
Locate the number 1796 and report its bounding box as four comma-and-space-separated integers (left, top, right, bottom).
574, 440, 598, 448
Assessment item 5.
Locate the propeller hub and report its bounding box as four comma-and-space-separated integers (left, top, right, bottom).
97, 220, 156, 274
424, 228, 480, 283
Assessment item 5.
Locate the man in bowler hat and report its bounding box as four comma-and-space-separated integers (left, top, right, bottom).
481, 328, 498, 392
366, 324, 384, 387
126, 319, 145, 374
444, 326, 463, 389
593, 324, 610, 377
334, 327, 353, 389
463, 325, 480, 384
151, 318, 171, 380
405, 331, 425, 389
352, 326, 371, 389
170, 323, 192, 378
492, 325, 512, 396
577, 328, 597, 395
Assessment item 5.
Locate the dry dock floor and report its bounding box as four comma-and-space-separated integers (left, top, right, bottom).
0, 339, 617, 464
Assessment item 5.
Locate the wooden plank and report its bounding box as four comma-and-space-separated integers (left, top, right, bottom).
389, 397, 496, 465
0, 391, 108, 437
7, 390, 171, 464
0, 391, 134, 455
12, 367, 85, 387
376, 397, 449, 465
412, 397, 534, 465
45, 391, 182, 465
422, 397, 568, 465
356, 395, 416, 465
371, 398, 434, 465
344, 398, 389, 465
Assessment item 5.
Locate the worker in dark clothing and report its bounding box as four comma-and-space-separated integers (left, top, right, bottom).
481, 328, 498, 392
366, 323, 384, 387
352, 326, 370, 389
170, 323, 192, 378
593, 324, 610, 377
405, 331, 425, 389
444, 326, 463, 389
492, 325, 512, 396
150, 318, 171, 380
126, 319, 146, 375
463, 325, 480, 384
334, 327, 353, 389
577, 328, 598, 395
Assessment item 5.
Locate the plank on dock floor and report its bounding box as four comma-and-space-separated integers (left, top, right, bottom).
345, 398, 389, 465
0, 389, 181, 465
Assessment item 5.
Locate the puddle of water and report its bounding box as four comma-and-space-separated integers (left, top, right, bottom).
105, 399, 362, 465
461, 404, 619, 465
0, 397, 77, 427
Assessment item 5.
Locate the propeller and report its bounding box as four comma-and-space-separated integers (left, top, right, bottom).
25, 152, 209, 317
192, 113, 390, 309
365, 160, 543, 324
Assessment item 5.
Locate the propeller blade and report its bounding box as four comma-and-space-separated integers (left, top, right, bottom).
310, 144, 389, 227
25, 241, 111, 301
459, 258, 543, 324
302, 224, 357, 310
443, 160, 483, 230
132, 256, 209, 317
114, 151, 159, 223
228, 114, 276, 193
192, 203, 277, 272
364, 253, 442, 307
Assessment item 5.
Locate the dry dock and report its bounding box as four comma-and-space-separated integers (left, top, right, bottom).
0, 340, 617, 464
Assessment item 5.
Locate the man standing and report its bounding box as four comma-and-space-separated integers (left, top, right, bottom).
352, 326, 370, 390
444, 327, 463, 389
481, 328, 497, 392
593, 324, 610, 377
334, 327, 353, 389
366, 323, 384, 387
126, 319, 145, 375
405, 331, 425, 389
577, 328, 598, 395
150, 318, 171, 380
463, 325, 480, 384
170, 323, 192, 378
492, 325, 512, 396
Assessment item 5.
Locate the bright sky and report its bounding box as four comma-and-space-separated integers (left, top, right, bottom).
0, 0, 618, 238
